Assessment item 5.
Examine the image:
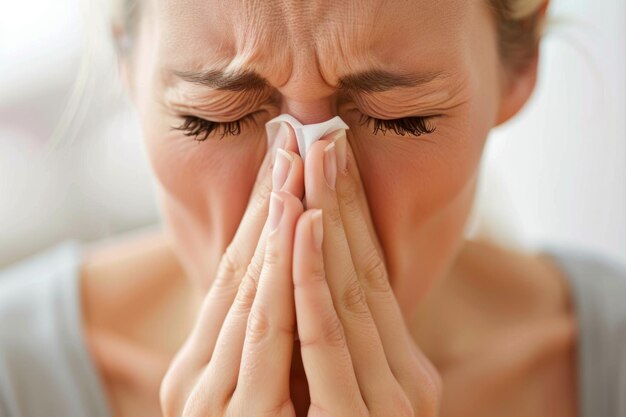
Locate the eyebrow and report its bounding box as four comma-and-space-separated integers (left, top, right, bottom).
174, 69, 268, 92
173, 68, 445, 94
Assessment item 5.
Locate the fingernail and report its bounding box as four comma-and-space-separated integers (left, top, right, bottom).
329, 129, 347, 173
323, 141, 337, 190
269, 122, 290, 161
277, 122, 290, 149
273, 148, 294, 191
268, 192, 284, 233
311, 209, 323, 250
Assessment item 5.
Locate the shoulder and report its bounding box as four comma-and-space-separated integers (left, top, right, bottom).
0, 240, 111, 417
452, 240, 573, 316
421, 241, 579, 417
78, 228, 187, 331
540, 245, 626, 417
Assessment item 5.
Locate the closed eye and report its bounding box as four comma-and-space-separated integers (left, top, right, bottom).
358, 114, 437, 137
172, 113, 259, 141
172, 112, 437, 141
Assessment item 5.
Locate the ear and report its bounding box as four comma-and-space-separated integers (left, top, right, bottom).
493, 54, 539, 126
494, 1, 550, 126
112, 24, 136, 101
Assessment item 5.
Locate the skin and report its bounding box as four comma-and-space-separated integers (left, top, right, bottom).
128, 0, 502, 313
78, 0, 578, 416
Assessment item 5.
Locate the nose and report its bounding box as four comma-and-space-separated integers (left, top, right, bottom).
281, 97, 337, 125
277, 62, 338, 124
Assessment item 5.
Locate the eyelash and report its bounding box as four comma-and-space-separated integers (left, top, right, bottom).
357, 114, 436, 137
173, 113, 258, 141
173, 113, 436, 142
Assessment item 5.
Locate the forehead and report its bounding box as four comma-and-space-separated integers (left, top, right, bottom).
153, 0, 476, 88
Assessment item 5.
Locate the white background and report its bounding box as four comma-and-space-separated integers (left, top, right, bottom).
0, 0, 624, 268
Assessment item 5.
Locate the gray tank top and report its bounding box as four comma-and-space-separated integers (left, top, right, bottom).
0, 240, 624, 417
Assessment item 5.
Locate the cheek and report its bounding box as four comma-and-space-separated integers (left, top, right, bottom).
138, 88, 268, 245
130, 19, 270, 254
348, 103, 491, 238
345, 96, 494, 305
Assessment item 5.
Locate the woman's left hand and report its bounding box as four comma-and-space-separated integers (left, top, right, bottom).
292, 129, 443, 417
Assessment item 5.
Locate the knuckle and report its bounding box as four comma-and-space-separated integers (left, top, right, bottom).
321, 314, 347, 349
299, 313, 346, 350
245, 252, 264, 283
246, 307, 271, 345
233, 273, 258, 311
249, 176, 273, 215
295, 261, 326, 290
309, 262, 327, 286
220, 245, 245, 278
340, 275, 371, 320
359, 248, 391, 295
246, 307, 293, 347
263, 240, 281, 267
212, 249, 245, 297
326, 206, 344, 231
337, 177, 360, 214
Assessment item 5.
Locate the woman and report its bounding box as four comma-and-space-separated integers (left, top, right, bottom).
1, 0, 625, 416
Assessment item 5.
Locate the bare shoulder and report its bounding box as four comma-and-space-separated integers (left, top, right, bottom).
454, 239, 575, 314
78, 229, 195, 416
80, 228, 183, 289
79, 228, 197, 358
412, 239, 579, 417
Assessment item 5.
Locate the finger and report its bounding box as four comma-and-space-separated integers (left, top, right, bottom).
185, 191, 299, 413
181, 122, 302, 363
304, 134, 401, 409
232, 190, 303, 414
292, 209, 367, 416
334, 131, 441, 412
331, 129, 386, 261
161, 123, 302, 415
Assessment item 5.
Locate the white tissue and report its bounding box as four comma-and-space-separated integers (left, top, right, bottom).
265, 114, 349, 161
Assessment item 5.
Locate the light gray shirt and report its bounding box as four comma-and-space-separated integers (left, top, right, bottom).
0, 240, 625, 417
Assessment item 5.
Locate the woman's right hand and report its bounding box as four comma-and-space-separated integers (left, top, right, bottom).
159, 122, 306, 416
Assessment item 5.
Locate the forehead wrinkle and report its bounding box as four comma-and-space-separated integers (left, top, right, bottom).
224, 0, 295, 86
159, 0, 471, 102
314, 0, 470, 81
225, 0, 386, 90
311, 3, 386, 86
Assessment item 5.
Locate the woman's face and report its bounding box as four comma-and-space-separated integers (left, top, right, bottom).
128, 0, 523, 316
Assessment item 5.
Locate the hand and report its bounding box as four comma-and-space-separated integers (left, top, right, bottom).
159, 122, 307, 416
292, 130, 443, 416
